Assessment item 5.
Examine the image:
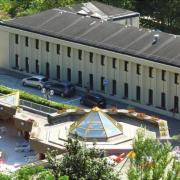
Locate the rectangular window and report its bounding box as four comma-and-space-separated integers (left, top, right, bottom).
78, 71, 82, 86
112, 58, 116, 69
67, 68, 71, 81
161, 92, 166, 109
162, 70, 166, 81
67, 47, 71, 57
78, 50, 82, 60
25, 57, 29, 73
46, 42, 49, 52
35, 60, 39, 74
25, 37, 28, 47
101, 77, 105, 91
174, 96, 179, 112
124, 61, 128, 72
89, 74, 93, 90
148, 89, 153, 105
56, 65, 60, 79
112, 80, 116, 95
15, 54, 19, 68
57, 44, 60, 54
136, 64, 141, 75
101, 55, 105, 66
149, 67, 153, 78
124, 83, 128, 98
35, 39, 39, 49
89, 52, 93, 63
175, 73, 179, 84
136, 86, 141, 101
15, 34, 18, 44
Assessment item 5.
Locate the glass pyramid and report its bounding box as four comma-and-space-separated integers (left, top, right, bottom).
69, 107, 123, 141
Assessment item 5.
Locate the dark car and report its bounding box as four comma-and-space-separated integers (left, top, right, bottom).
80, 93, 106, 108
43, 81, 76, 97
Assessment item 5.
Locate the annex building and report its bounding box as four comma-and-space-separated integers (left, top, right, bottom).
0, 2, 180, 119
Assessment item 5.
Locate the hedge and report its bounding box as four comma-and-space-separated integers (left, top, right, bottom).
0, 85, 75, 110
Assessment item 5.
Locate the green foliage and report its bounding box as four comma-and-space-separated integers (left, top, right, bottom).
59, 175, 69, 180
172, 134, 180, 142
0, 173, 11, 180
0, 168, 70, 180
14, 165, 45, 180
128, 128, 179, 180
46, 137, 118, 180
35, 170, 55, 180
0, 85, 75, 110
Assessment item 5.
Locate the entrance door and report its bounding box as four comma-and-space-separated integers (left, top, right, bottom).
148, 89, 153, 105
89, 74, 93, 90
36, 60, 39, 74
25, 57, 29, 73
174, 96, 179, 112
161, 92, 166, 109
57, 65, 60, 80
46, 62, 50, 78
67, 68, 71, 81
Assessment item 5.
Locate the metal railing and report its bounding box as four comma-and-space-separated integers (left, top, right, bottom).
19, 99, 57, 114
0, 92, 57, 114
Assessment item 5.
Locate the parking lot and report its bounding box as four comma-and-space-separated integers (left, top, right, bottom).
0, 70, 82, 106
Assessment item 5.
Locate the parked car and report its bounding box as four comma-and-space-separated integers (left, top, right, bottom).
80, 93, 106, 108
22, 75, 48, 89
43, 80, 76, 97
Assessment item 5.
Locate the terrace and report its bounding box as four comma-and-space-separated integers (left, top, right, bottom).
0, 120, 38, 173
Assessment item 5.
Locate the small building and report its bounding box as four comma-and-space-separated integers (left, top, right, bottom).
62, 2, 140, 27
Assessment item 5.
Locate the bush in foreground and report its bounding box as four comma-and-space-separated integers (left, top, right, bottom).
128, 128, 180, 180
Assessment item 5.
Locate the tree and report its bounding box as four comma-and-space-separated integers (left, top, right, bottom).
97, 0, 135, 10
128, 128, 179, 180
46, 136, 118, 180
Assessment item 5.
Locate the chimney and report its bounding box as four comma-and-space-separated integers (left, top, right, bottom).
152, 34, 159, 45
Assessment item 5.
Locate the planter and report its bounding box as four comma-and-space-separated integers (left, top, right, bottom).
108, 107, 118, 114
57, 109, 66, 114
137, 113, 145, 119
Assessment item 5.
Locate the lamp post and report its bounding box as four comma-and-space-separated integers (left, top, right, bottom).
41, 88, 54, 100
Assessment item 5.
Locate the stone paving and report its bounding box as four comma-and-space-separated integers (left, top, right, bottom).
0, 121, 32, 170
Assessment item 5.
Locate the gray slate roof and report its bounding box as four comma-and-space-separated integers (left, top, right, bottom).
1, 8, 180, 68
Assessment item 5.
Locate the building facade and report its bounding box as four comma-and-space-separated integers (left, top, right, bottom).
0, 5, 180, 119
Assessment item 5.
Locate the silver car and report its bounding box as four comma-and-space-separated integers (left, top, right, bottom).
22, 75, 48, 89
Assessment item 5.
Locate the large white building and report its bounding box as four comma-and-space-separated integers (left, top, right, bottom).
0, 2, 180, 119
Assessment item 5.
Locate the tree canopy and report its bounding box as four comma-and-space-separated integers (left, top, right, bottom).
127, 129, 180, 180
46, 137, 119, 180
